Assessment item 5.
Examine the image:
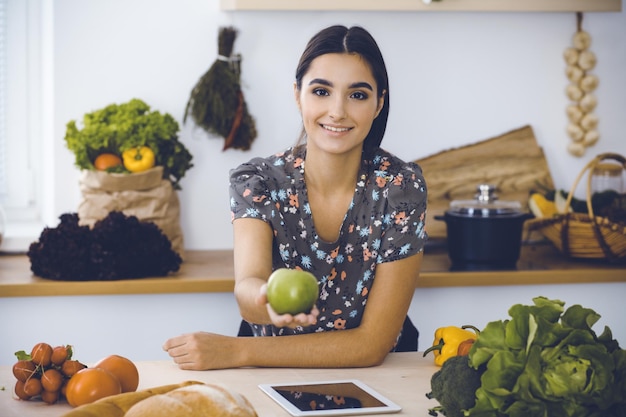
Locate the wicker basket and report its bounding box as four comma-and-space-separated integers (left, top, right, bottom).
526, 152, 626, 262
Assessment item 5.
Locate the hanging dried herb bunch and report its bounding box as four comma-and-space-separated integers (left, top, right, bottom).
184, 26, 257, 151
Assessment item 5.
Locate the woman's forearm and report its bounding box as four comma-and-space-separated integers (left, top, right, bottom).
232, 325, 394, 369
232, 218, 274, 324
234, 276, 271, 325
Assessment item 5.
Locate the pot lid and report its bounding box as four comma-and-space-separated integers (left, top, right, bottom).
448, 184, 523, 218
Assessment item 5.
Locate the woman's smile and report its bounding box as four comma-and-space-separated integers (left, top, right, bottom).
321, 124, 353, 133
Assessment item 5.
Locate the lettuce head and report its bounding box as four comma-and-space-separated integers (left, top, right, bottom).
467, 297, 626, 417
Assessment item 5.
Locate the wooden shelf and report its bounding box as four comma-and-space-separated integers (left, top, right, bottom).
1, 243, 625, 297
220, 0, 622, 12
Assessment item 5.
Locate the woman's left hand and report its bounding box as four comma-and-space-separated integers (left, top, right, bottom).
163, 332, 241, 370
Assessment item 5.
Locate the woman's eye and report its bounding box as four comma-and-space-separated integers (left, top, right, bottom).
351, 91, 368, 100
313, 88, 329, 97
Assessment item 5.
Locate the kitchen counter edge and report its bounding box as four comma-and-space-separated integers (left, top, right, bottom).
1, 244, 624, 297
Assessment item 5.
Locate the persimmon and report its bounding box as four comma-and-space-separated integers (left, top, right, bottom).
94, 153, 123, 171
93, 354, 139, 393
65, 367, 122, 407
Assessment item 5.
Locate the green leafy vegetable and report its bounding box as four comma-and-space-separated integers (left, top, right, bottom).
64, 98, 193, 189
14, 350, 32, 361
467, 296, 626, 417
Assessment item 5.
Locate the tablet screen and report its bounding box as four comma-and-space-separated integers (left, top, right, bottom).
259, 379, 402, 416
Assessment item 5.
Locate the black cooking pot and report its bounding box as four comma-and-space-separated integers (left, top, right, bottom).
435, 184, 533, 271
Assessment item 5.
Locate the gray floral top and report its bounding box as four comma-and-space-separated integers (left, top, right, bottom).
229, 146, 427, 342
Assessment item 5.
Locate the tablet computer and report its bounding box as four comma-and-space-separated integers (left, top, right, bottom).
259, 379, 402, 416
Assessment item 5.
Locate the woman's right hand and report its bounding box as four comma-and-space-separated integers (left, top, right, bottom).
257, 283, 319, 329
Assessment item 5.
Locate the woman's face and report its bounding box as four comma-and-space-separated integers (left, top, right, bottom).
295, 53, 384, 157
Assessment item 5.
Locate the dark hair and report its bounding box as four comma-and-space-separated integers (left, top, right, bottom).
294, 25, 390, 156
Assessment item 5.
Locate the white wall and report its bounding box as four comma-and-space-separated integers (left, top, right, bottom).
47, 0, 626, 251
2, 283, 624, 366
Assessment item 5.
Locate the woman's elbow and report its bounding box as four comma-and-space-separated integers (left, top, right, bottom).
365, 351, 389, 367
353, 339, 394, 367
357, 351, 389, 368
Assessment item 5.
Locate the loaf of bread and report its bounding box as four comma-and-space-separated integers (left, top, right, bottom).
62, 381, 204, 417
124, 383, 258, 417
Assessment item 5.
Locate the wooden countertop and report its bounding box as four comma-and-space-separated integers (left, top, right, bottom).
2, 352, 436, 417
1, 243, 625, 297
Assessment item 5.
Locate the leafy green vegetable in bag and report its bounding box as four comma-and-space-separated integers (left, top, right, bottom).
466, 296, 626, 417
65, 98, 193, 189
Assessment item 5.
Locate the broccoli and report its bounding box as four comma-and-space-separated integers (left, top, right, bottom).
426, 355, 485, 417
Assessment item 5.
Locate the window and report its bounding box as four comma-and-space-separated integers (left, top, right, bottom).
0, 0, 7, 200
1, 0, 43, 250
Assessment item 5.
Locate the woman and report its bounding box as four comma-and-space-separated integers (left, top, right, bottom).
164, 25, 427, 370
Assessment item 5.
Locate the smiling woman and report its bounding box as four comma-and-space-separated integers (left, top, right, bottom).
163, 25, 428, 371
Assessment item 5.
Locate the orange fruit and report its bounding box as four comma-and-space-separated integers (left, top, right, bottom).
93, 354, 139, 393
65, 367, 121, 407
94, 153, 122, 171
266, 268, 319, 315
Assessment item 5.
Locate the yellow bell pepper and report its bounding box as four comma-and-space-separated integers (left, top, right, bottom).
423, 325, 479, 366
528, 193, 558, 218
122, 146, 156, 173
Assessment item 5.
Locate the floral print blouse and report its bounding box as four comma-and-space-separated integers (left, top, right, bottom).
229, 146, 427, 340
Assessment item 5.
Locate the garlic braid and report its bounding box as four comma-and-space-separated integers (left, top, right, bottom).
565, 12, 599, 157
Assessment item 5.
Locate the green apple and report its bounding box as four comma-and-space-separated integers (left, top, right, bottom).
266, 268, 319, 315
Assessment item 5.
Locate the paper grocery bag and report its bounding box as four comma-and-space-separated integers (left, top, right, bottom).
77, 166, 184, 257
